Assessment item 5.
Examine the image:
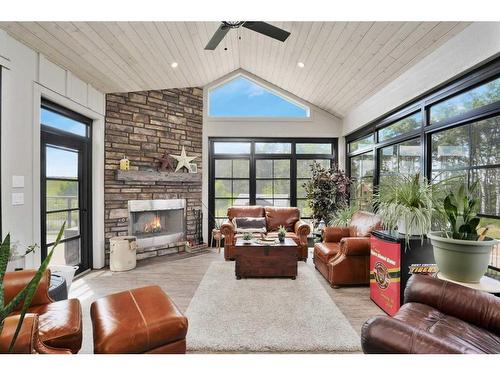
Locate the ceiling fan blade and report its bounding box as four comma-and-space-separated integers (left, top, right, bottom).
242, 22, 290, 42
205, 24, 230, 50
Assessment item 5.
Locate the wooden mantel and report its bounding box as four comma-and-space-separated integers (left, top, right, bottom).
116, 170, 201, 183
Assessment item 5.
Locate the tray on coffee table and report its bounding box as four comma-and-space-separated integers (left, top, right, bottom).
233, 238, 298, 279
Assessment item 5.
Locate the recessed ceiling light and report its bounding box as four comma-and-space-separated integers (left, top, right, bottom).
171, 62, 178, 68
297, 62, 305, 68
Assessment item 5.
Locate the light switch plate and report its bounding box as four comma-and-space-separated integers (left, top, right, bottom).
12, 175, 25, 188
12, 192, 24, 205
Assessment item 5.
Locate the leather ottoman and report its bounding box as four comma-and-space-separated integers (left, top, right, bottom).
90, 285, 188, 354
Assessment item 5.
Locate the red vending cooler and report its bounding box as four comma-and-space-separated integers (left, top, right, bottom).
370, 230, 436, 316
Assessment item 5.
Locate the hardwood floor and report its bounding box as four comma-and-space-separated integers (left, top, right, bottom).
70, 248, 385, 354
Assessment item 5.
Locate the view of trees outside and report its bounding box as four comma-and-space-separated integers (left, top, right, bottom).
255, 142, 291, 154
349, 134, 374, 153
430, 77, 500, 124
214, 159, 250, 218
349, 151, 374, 211
256, 159, 290, 207
378, 112, 422, 142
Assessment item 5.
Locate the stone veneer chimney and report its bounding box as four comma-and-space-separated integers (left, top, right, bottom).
104, 87, 203, 262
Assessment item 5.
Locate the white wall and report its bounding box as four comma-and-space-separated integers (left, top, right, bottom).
343, 22, 500, 136
201, 69, 343, 240
1, 30, 106, 269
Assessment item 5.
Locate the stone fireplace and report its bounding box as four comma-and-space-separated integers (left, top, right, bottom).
128, 199, 186, 250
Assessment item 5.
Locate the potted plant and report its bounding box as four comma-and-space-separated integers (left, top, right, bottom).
303, 162, 351, 227
278, 226, 287, 243
373, 173, 434, 242
428, 182, 497, 283
0, 223, 65, 352
242, 232, 253, 244
330, 204, 358, 227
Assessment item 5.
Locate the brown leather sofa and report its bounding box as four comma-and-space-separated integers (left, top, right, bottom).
220, 206, 311, 261
313, 211, 381, 287
361, 275, 500, 354
0, 269, 82, 354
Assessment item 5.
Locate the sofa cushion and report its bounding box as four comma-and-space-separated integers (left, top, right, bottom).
265, 206, 300, 231
233, 217, 267, 233
227, 206, 265, 221
395, 302, 500, 354
18, 298, 82, 354
314, 242, 340, 263
349, 211, 382, 237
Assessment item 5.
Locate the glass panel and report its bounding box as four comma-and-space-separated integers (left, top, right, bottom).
380, 138, 421, 179
378, 112, 422, 141
215, 199, 232, 217
214, 179, 231, 198
273, 199, 290, 207
296, 143, 332, 154
233, 198, 250, 206
256, 198, 273, 206
46, 180, 78, 211
431, 169, 468, 194
273, 160, 290, 178
46, 146, 78, 179
349, 134, 374, 152
209, 76, 309, 118
232, 159, 249, 178
49, 238, 81, 267
255, 143, 291, 154
296, 159, 330, 178
471, 168, 500, 216
256, 180, 273, 198
214, 159, 231, 178
232, 180, 249, 200
430, 77, 500, 124
46, 211, 79, 244
361, 152, 374, 177
274, 180, 290, 198
479, 217, 500, 240
256, 160, 273, 178
471, 116, 500, 166
41, 108, 87, 137
431, 125, 469, 170
296, 180, 307, 199
213, 142, 251, 154
297, 199, 312, 218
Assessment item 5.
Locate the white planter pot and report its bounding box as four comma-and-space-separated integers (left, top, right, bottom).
397, 219, 425, 236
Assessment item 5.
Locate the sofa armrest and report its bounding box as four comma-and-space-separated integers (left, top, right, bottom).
361, 316, 466, 354
404, 275, 500, 335
220, 219, 236, 245
294, 220, 311, 243
339, 237, 371, 256
323, 226, 350, 243
4, 269, 53, 308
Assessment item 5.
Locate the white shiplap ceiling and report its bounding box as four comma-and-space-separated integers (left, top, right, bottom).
0, 21, 470, 116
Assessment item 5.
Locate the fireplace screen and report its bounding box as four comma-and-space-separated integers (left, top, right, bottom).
131, 209, 185, 238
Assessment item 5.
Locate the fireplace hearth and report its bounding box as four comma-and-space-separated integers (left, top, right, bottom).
128, 199, 186, 251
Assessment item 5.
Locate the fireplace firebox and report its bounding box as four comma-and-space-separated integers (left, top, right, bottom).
128, 199, 186, 250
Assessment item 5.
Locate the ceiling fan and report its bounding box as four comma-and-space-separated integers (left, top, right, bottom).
205, 21, 290, 50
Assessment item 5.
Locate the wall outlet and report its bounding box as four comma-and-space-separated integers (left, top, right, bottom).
12, 192, 24, 205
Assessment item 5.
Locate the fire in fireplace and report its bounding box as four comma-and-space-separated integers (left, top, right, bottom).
128, 199, 186, 250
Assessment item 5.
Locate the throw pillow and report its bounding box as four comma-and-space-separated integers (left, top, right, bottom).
232, 217, 267, 234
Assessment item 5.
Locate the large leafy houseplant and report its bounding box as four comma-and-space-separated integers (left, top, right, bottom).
428, 182, 497, 282
0, 223, 65, 352
373, 173, 434, 242
329, 204, 358, 227
303, 162, 351, 226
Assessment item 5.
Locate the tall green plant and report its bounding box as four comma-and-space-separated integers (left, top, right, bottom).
440, 181, 481, 240
0, 223, 65, 352
330, 204, 358, 227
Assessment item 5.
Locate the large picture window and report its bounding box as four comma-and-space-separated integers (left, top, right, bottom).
209, 138, 337, 231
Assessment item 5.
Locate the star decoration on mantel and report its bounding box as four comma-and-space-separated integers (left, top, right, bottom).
156, 150, 175, 171
170, 146, 197, 172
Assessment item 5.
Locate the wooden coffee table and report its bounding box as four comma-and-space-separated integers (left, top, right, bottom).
233, 238, 298, 280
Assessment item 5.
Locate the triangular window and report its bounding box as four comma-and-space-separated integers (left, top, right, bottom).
208, 75, 309, 118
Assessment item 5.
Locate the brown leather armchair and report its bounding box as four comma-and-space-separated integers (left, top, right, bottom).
361, 275, 500, 354
221, 206, 311, 261
313, 211, 381, 287
1, 269, 82, 354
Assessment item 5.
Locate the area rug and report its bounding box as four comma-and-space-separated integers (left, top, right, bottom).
185, 261, 361, 353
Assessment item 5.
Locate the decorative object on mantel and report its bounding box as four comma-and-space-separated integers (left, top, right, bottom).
119, 155, 130, 171
116, 169, 202, 183
170, 146, 197, 172
156, 150, 175, 172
